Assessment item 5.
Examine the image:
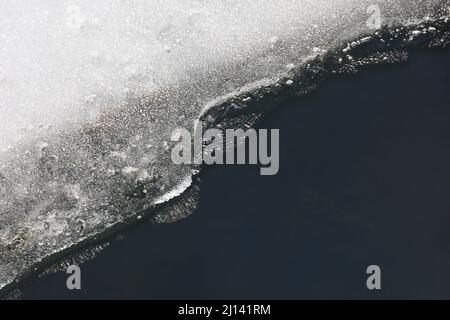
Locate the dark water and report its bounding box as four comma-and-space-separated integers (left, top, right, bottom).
20, 49, 450, 300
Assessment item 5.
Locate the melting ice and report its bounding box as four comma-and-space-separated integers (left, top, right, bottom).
0, 0, 449, 293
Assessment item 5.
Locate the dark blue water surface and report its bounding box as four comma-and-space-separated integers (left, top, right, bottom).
20, 49, 450, 299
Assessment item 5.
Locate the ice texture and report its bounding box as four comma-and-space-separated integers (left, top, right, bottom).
0, 0, 448, 292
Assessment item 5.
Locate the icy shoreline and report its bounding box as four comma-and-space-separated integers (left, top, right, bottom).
1, 0, 449, 297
